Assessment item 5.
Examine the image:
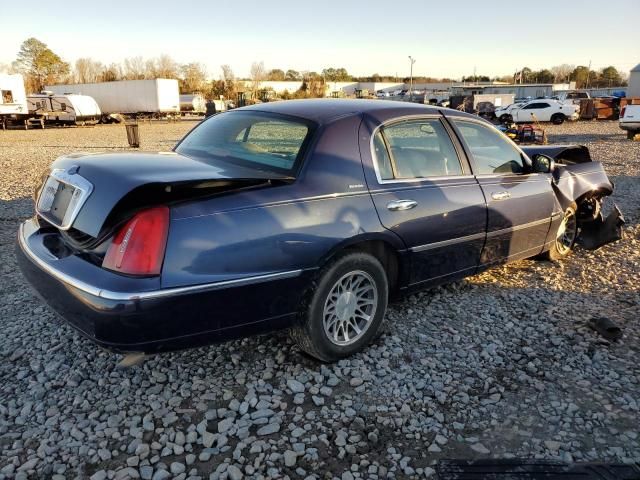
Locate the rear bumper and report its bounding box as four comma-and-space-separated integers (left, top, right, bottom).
16, 218, 306, 353
619, 122, 640, 131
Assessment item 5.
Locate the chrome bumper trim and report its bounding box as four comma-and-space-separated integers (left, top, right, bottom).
18, 223, 302, 302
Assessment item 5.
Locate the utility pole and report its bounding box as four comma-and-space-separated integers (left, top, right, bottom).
408, 56, 416, 101
586, 60, 592, 89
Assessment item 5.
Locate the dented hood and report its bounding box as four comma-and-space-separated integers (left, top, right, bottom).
48, 151, 292, 237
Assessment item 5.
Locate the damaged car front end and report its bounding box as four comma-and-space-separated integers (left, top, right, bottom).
522, 144, 624, 251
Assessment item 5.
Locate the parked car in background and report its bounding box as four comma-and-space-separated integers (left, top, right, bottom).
505, 99, 579, 124
495, 102, 526, 123
17, 100, 622, 362
619, 104, 640, 139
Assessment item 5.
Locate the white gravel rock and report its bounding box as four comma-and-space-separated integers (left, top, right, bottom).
0, 121, 639, 478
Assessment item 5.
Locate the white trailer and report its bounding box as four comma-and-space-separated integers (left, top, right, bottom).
45, 79, 180, 116
180, 93, 206, 114
1, 74, 29, 128
28, 93, 101, 125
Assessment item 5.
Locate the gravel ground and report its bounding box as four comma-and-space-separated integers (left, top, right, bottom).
0, 119, 638, 480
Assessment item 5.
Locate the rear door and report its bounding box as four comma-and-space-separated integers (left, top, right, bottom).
361, 116, 487, 287
450, 118, 555, 267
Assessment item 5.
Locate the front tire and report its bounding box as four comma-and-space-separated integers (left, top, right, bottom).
290, 252, 388, 362
627, 130, 639, 140
551, 113, 565, 125
500, 114, 512, 124
543, 204, 578, 261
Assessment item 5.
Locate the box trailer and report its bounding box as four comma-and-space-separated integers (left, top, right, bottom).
28, 93, 101, 125
45, 79, 180, 116
1, 74, 29, 127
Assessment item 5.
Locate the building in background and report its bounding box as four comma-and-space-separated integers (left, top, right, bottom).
628, 64, 640, 98
451, 82, 576, 99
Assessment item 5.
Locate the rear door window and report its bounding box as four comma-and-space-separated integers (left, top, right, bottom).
373, 119, 464, 180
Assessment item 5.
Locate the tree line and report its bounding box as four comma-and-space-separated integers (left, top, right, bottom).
464, 64, 626, 89
0, 37, 628, 99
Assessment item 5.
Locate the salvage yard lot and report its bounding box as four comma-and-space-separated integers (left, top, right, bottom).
0, 119, 639, 479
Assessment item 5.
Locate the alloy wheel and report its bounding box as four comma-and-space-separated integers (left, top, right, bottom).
322, 270, 378, 346
556, 209, 577, 255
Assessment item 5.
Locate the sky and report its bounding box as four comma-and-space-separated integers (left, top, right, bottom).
1, 0, 639, 80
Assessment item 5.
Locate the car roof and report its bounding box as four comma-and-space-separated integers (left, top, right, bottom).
237, 98, 457, 124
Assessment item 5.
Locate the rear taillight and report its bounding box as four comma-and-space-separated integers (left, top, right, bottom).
102, 206, 169, 276
620, 106, 626, 118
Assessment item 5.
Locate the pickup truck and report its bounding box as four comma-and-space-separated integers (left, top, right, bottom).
619, 104, 640, 139
556, 91, 591, 104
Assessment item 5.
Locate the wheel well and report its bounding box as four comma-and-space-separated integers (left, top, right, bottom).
341, 240, 401, 292
575, 190, 606, 221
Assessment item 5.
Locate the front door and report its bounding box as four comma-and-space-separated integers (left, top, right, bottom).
450, 119, 555, 267
360, 116, 487, 287
515, 102, 553, 122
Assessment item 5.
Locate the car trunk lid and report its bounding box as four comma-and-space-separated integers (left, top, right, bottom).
39, 151, 293, 238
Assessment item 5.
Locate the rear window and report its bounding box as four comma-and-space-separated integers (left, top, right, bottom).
175, 111, 313, 174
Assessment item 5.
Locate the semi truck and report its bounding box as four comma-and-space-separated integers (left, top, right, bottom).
45, 79, 180, 117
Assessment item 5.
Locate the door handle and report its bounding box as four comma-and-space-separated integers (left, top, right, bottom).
491, 191, 511, 201
387, 199, 418, 211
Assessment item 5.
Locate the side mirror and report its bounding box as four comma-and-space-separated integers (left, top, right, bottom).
531, 154, 555, 174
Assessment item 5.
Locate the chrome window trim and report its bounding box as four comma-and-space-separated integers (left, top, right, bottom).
374, 174, 477, 185
369, 115, 469, 185
19, 223, 302, 301
36, 168, 93, 231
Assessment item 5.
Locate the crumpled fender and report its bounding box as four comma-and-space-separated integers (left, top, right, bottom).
523, 144, 623, 251
578, 205, 625, 250
551, 162, 623, 250
551, 162, 613, 210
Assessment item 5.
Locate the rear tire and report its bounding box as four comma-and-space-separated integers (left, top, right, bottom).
551, 113, 565, 125
290, 252, 388, 362
627, 130, 639, 140
500, 114, 512, 124
542, 204, 578, 261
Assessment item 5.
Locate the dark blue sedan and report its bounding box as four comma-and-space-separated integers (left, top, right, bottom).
17, 100, 622, 361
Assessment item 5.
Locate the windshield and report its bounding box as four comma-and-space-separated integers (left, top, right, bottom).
175, 111, 314, 175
